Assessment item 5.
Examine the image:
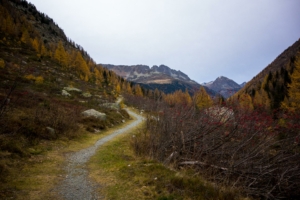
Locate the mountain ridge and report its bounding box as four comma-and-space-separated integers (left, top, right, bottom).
99, 63, 213, 95
234, 38, 300, 109
100, 64, 198, 84
101, 64, 245, 97
202, 76, 244, 98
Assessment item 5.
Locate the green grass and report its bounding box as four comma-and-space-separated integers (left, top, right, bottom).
89, 124, 240, 200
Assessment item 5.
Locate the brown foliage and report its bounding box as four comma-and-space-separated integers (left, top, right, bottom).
129, 94, 300, 199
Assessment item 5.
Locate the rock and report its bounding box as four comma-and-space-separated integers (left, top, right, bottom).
122, 120, 125, 123
63, 87, 82, 93
82, 92, 92, 98
94, 95, 102, 98
94, 129, 101, 133
204, 106, 235, 123
82, 109, 106, 120
100, 103, 120, 110
46, 127, 56, 138
62, 90, 71, 97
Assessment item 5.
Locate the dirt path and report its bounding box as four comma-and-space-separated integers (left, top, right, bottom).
57, 109, 144, 200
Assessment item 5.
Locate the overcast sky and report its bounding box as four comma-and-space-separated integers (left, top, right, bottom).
27, 0, 300, 84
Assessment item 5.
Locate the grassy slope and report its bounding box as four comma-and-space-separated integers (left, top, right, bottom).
0, 31, 131, 198
1, 118, 135, 200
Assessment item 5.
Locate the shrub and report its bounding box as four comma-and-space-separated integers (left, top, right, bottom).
35, 76, 44, 84
0, 58, 5, 68
24, 74, 36, 81
128, 94, 300, 199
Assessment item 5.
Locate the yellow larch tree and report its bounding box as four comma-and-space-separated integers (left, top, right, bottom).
126, 82, 132, 94
194, 86, 213, 109
253, 89, 270, 110
54, 41, 68, 67
40, 44, 47, 57
134, 84, 143, 97
115, 83, 121, 95
281, 52, 300, 112
74, 51, 90, 81
239, 93, 254, 110
21, 29, 30, 44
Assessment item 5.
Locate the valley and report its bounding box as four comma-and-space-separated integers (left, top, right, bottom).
1, 0, 300, 199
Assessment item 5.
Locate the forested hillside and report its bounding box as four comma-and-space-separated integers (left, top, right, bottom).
235, 38, 300, 110
125, 39, 300, 199
0, 0, 150, 197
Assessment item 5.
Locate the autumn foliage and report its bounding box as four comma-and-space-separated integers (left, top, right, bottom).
127, 87, 300, 199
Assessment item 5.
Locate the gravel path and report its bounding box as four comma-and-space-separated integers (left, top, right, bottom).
57, 109, 144, 200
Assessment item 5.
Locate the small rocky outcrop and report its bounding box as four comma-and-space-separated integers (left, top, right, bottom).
63, 87, 82, 93
100, 103, 120, 110
82, 92, 92, 98
82, 109, 106, 120
62, 90, 71, 97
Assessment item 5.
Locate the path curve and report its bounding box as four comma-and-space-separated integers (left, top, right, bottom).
58, 109, 144, 200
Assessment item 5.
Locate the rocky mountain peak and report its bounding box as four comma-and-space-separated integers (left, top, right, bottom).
204, 76, 243, 98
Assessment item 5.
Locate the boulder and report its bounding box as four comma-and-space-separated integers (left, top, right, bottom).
82, 92, 92, 98
82, 109, 106, 120
46, 127, 56, 138
100, 103, 120, 110
204, 106, 235, 123
62, 90, 71, 97
63, 87, 82, 93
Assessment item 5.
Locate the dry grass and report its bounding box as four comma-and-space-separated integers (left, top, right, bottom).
88, 122, 241, 200
0, 118, 134, 199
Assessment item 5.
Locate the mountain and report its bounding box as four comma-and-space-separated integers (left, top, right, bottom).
0, 0, 138, 194
100, 64, 216, 95
202, 76, 243, 98
240, 82, 247, 87
235, 38, 300, 110
101, 64, 197, 84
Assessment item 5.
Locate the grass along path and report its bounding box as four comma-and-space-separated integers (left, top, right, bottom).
88, 120, 241, 199
56, 109, 144, 199
1, 108, 140, 200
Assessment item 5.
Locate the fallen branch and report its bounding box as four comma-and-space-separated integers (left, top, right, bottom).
179, 161, 228, 171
